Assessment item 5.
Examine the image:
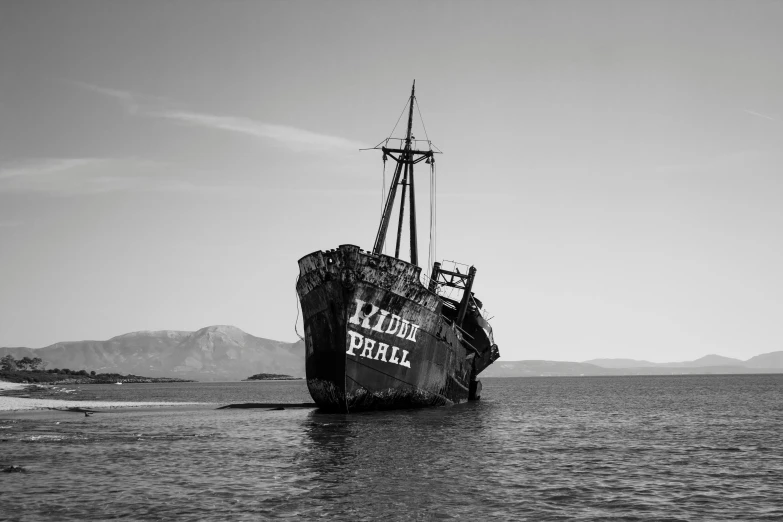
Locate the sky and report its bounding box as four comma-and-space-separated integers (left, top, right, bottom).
1, 0, 781, 363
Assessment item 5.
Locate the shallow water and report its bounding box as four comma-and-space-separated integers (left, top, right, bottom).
39, 380, 314, 405
1, 375, 782, 520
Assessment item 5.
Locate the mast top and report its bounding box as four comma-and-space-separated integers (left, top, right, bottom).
371, 82, 439, 262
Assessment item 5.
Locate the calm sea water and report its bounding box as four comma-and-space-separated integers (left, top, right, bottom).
1, 376, 782, 521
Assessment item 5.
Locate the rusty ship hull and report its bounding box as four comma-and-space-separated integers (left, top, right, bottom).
297, 244, 492, 412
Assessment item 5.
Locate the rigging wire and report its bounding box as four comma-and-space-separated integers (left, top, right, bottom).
442, 259, 470, 269
433, 162, 437, 272
381, 157, 386, 218
427, 163, 432, 278
415, 98, 431, 145
375, 96, 411, 148
427, 160, 436, 279
293, 276, 304, 342
381, 156, 387, 255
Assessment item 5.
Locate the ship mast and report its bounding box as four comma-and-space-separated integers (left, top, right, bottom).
372, 81, 435, 265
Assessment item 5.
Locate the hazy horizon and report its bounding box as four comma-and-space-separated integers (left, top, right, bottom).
1, 322, 778, 365
2, 1, 782, 363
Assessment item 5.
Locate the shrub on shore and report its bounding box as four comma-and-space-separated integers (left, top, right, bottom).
0, 369, 191, 384
245, 373, 301, 381
1, 355, 189, 384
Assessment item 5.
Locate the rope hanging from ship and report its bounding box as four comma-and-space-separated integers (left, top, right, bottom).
293, 275, 305, 342
427, 159, 436, 283
381, 152, 387, 255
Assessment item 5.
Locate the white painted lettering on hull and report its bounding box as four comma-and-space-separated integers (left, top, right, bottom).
372, 310, 389, 332
347, 330, 364, 356
385, 314, 401, 335
398, 350, 411, 368
360, 337, 376, 359
347, 299, 367, 326
397, 319, 410, 340
349, 299, 422, 344
347, 299, 423, 370
360, 305, 380, 329
348, 299, 381, 329
406, 324, 420, 342
374, 342, 389, 362
345, 330, 412, 369
388, 346, 400, 365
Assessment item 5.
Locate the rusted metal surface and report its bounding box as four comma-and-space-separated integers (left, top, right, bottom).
373, 159, 404, 256
394, 168, 408, 259
456, 266, 476, 327
296, 244, 499, 412
380, 147, 433, 156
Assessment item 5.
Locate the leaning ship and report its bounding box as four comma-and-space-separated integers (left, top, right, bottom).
296, 82, 499, 412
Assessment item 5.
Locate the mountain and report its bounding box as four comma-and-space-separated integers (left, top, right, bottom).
0, 325, 304, 381
481, 363, 783, 378
680, 354, 746, 367
481, 361, 618, 377
584, 354, 747, 368
486, 351, 783, 377
582, 358, 660, 368
745, 351, 783, 368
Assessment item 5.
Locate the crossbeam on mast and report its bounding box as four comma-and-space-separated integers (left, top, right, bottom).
381, 148, 436, 155
372, 80, 419, 265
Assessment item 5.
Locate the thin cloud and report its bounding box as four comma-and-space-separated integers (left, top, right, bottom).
70, 81, 168, 114
0, 157, 245, 196
77, 83, 136, 106
73, 81, 363, 153
743, 109, 776, 121
0, 158, 103, 180
158, 111, 365, 152
0, 157, 124, 195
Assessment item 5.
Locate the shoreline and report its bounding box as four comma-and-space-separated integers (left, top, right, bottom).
0, 381, 208, 412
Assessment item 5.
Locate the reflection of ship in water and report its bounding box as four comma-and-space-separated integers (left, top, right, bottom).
297, 405, 496, 516
296, 82, 500, 412
300, 415, 357, 478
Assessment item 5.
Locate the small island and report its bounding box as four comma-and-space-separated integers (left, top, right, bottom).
244, 373, 302, 381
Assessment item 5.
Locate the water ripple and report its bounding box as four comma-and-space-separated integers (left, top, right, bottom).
0, 375, 781, 520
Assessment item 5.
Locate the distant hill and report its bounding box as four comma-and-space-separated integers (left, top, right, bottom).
681, 354, 747, 367
0, 326, 304, 381
484, 350, 783, 377
480, 362, 782, 378
745, 351, 783, 368
482, 360, 613, 377
583, 358, 660, 368
584, 354, 750, 369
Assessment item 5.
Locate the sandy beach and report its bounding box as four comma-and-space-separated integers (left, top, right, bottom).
0, 381, 201, 412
